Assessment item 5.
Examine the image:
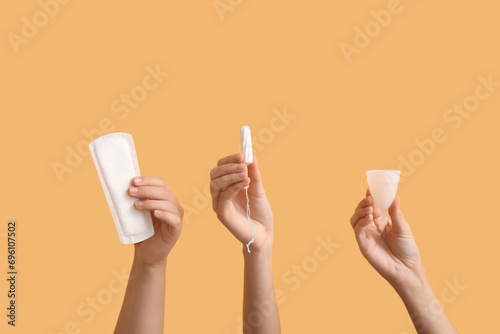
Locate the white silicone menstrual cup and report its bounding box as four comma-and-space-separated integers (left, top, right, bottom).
366, 170, 401, 223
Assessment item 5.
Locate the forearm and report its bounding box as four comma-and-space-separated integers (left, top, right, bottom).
242, 242, 281, 334
394, 267, 458, 334
114, 254, 167, 334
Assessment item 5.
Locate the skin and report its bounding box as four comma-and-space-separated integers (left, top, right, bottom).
114, 176, 183, 334
350, 189, 458, 334
210, 153, 281, 334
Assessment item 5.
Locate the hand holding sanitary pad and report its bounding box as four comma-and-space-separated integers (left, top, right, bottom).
89, 133, 154, 244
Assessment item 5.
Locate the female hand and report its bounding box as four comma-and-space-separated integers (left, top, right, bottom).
128, 176, 183, 267
350, 189, 422, 289
210, 153, 273, 253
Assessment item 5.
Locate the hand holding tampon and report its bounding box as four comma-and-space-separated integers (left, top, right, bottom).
209, 153, 273, 252
209, 153, 280, 334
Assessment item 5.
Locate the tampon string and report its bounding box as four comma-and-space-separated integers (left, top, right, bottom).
245, 181, 256, 253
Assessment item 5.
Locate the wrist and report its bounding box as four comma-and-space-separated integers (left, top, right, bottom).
393, 264, 435, 308
242, 240, 272, 262
241, 228, 273, 255
392, 267, 455, 333
390, 262, 427, 293
133, 250, 168, 272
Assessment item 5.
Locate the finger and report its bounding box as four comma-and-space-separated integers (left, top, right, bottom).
210, 172, 249, 210
247, 157, 266, 196
132, 177, 183, 214
371, 204, 386, 232
132, 176, 169, 188
362, 188, 384, 231
388, 196, 409, 233
153, 210, 182, 233
210, 163, 247, 180
353, 213, 374, 232
219, 178, 251, 205
354, 195, 373, 212
129, 186, 169, 201
217, 178, 253, 242
211, 172, 249, 192
217, 153, 244, 166
350, 205, 373, 228
134, 199, 181, 216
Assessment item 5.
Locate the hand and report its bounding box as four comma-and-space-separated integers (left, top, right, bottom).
350, 189, 423, 289
350, 189, 459, 334
210, 153, 273, 253
128, 176, 183, 267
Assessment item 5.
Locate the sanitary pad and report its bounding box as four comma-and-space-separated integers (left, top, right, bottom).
89, 133, 154, 244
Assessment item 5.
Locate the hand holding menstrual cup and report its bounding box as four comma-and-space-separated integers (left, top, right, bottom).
366, 170, 401, 223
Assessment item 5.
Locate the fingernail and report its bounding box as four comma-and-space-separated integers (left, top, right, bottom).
134, 177, 142, 184
129, 187, 138, 194
155, 210, 162, 216
237, 164, 246, 171
366, 196, 372, 203
135, 201, 144, 207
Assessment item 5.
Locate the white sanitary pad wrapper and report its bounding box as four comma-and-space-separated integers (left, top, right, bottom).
89, 133, 154, 244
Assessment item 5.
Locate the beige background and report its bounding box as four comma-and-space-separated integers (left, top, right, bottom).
1, 0, 499, 333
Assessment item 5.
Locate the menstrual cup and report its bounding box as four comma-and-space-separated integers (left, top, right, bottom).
366, 170, 401, 223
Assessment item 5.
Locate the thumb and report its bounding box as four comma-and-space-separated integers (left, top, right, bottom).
387, 196, 409, 232
247, 157, 266, 196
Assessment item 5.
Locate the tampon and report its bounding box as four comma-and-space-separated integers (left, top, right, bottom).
240, 126, 253, 165
240, 126, 256, 253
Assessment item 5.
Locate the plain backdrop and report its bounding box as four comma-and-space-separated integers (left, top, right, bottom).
1, 0, 499, 333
